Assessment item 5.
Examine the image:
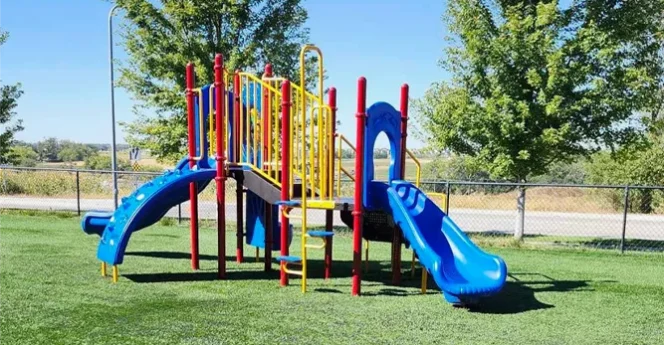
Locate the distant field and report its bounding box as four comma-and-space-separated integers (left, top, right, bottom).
338, 158, 430, 181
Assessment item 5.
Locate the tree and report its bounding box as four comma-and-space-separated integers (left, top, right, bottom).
0, 30, 25, 165
36, 137, 60, 162
586, 145, 664, 213
8, 145, 38, 167
85, 154, 131, 171
57, 140, 97, 162
414, 0, 664, 183
115, 0, 313, 163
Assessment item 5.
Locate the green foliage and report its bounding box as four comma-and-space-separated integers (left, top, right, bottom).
56, 140, 97, 162
84, 154, 131, 171
529, 159, 586, 184
374, 148, 389, 159
339, 149, 354, 159
586, 146, 664, 213
116, 0, 312, 163
422, 155, 491, 182
0, 170, 106, 196
35, 137, 60, 162
0, 29, 25, 165
415, 0, 664, 182
8, 146, 38, 167
159, 217, 176, 226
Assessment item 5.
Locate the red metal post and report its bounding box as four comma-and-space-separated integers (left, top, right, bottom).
186, 63, 200, 270
399, 84, 409, 179
280, 80, 292, 286
262, 64, 273, 272
214, 54, 226, 279
233, 71, 244, 263
392, 84, 409, 285
324, 87, 337, 280
352, 77, 367, 296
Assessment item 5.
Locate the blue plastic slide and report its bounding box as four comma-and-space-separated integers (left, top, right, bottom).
82, 158, 216, 265
371, 180, 507, 305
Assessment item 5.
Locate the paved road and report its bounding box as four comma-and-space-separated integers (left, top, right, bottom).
2, 196, 663, 240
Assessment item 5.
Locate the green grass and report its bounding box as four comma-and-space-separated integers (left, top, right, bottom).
2, 213, 664, 344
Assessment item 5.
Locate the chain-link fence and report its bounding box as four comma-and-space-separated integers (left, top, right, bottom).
2, 166, 664, 252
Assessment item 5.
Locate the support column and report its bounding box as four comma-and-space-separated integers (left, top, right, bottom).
324, 87, 337, 279
280, 81, 292, 286
214, 54, 227, 279
185, 63, 199, 270
392, 84, 409, 285
233, 72, 244, 263
352, 77, 367, 296
262, 64, 273, 272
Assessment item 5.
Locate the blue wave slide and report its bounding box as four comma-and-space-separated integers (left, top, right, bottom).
81, 158, 216, 265
371, 180, 507, 305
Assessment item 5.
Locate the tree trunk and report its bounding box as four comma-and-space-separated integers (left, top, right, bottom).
514, 187, 526, 240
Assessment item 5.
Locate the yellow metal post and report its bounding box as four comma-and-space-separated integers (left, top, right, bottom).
101, 262, 107, 277
112, 265, 119, 283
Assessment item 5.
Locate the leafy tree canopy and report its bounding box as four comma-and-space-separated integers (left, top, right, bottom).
415, 0, 664, 182
0, 29, 25, 165
115, 0, 313, 163
8, 146, 38, 167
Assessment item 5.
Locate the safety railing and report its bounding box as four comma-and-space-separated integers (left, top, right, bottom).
235, 72, 284, 186
335, 134, 356, 197
207, 72, 233, 160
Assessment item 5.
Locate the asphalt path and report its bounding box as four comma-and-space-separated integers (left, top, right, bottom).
2, 196, 663, 240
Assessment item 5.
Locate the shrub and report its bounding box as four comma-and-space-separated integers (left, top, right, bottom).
84, 154, 131, 171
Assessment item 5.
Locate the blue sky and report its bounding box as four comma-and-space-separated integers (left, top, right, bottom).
1, 0, 449, 148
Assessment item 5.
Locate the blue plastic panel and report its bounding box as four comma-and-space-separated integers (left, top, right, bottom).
363, 102, 403, 209
246, 190, 292, 250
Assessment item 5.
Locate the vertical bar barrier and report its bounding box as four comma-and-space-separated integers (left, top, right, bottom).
234, 72, 244, 263
621, 186, 630, 253
214, 54, 227, 278
76, 171, 81, 216
280, 80, 292, 287
233, 72, 241, 162
352, 77, 367, 296
186, 63, 200, 270
324, 87, 337, 279
263, 65, 273, 272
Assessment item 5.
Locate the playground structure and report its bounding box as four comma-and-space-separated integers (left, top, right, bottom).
82, 45, 507, 305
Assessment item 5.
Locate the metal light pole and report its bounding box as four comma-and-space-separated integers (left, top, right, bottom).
109, 5, 120, 209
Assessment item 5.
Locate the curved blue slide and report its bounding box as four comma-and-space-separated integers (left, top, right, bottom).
82, 158, 216, 265
371, 180, 507, 305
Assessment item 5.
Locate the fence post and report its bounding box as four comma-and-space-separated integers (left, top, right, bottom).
514, 186, 526, 240
620, 186, 630, 253
76, 171, 81, 216
445, 182, 451, 214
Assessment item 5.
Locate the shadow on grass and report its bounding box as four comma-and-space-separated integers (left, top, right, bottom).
469, 272, 615, 314
123, 266, 280, 283
120, 253, 610, 313
468, 231, 544, 238
577, 238, 664, 252
126, 251, 218, 261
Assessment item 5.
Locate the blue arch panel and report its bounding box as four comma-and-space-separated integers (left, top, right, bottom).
362, 101, 403, 209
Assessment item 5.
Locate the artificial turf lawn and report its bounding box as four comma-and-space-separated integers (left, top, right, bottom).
1, 212, 663, 345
